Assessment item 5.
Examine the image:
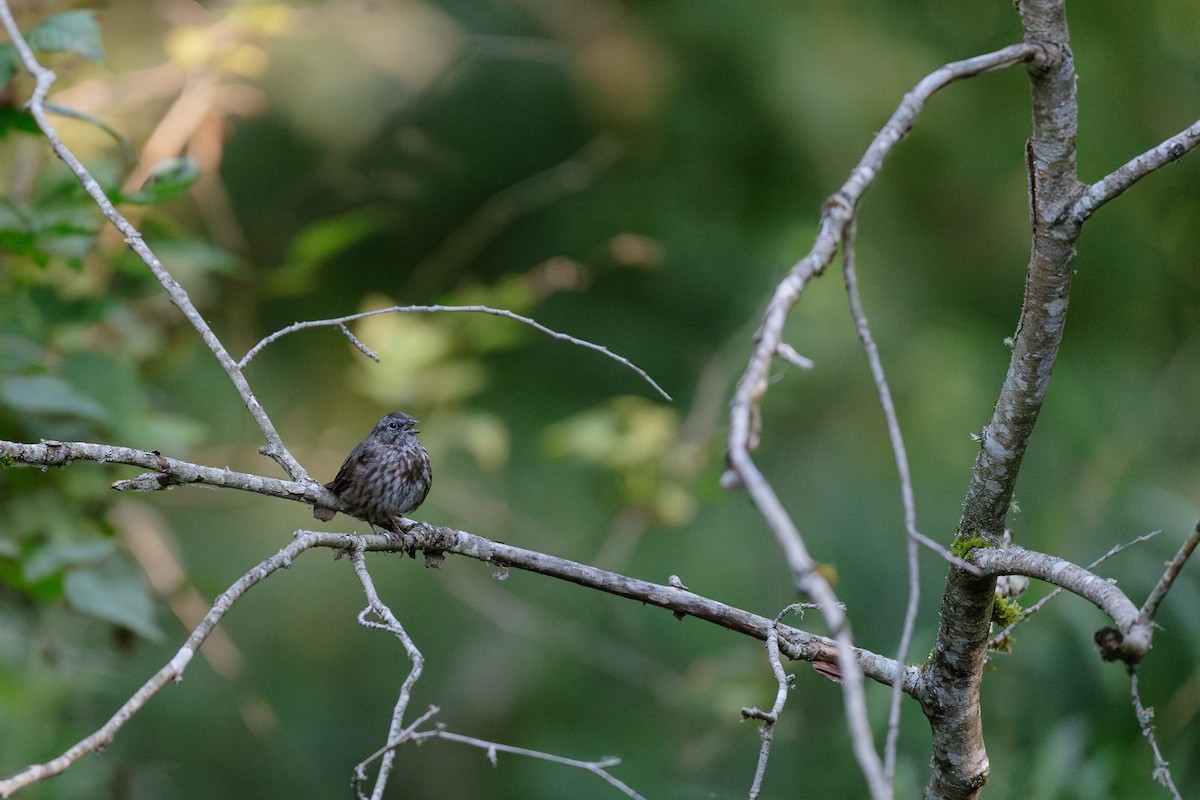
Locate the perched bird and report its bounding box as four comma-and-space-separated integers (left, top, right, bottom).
313, 412, 432, 531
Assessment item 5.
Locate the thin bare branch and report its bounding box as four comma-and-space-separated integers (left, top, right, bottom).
354, 704, 646, 800
238, 304, 671, 401
743, 606, 801, 799
426, 728, 645, 800
1073, 119, 1200, 222
0, 532, 349, 798
1140, 521, 1200, 624
407, 523, 921, 692
1129, 669, 1183, 799
0, 2, 308, 481
840, 224, 926, 783
352, 705, 443, 799
339, 323, 381, 363
348, 547, 424, 800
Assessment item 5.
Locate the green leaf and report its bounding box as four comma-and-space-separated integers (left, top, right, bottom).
64, 556, 162, 641
120, 156, 200, 205
0, 374, 108, 421
23, 538, 117, 583
26, 11, 105, 63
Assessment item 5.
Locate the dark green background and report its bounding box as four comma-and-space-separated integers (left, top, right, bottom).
2, 1, 1199, 797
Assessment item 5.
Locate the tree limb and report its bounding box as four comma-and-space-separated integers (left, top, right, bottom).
725, 40, 1044, 800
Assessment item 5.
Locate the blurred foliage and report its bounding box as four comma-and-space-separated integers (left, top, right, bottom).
1, 0, 1199, 798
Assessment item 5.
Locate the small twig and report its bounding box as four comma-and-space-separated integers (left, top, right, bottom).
1073, 119, 1200, 222
988, 529, 1162, 653
1128, 669, 1183, 799
352, 705, 443, 799
238, 304, 670, 401
339, 324, 380, 363
1139, 521, 1200, 624
0, 532, 346, 798
775, 342, 814, 370
347, 547, 424, 800
355, 703, 645, 800
742, 611, 794, 799
0, 1, 307, 481
423, 728, 646, 800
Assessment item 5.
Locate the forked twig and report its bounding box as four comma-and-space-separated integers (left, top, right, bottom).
742, 604, 811, 799
239, 304, 671, 401
348, 547, 424, 800
354, 706, 647, 800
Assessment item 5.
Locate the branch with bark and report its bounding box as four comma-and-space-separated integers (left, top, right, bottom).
3, 1, 1200, 799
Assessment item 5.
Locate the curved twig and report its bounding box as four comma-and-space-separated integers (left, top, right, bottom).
238, 304, 671, 401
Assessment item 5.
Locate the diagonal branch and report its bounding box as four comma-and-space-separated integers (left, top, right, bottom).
0, 1, 308, 481
1072, 118, 1200, 222
840, 224, 925, 784
0, 531, 338, 799
1139, 521, 1200, 624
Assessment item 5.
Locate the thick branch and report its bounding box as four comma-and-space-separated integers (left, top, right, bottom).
924, 5, 1081, 798
970, 546, 1143, 635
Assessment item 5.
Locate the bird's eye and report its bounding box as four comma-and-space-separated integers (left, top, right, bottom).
387, 421, 399, 430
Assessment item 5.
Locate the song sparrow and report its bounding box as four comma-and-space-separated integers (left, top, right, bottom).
313, 411, 432, 531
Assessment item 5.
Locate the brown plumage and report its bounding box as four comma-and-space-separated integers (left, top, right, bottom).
313, 412, 432, 529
